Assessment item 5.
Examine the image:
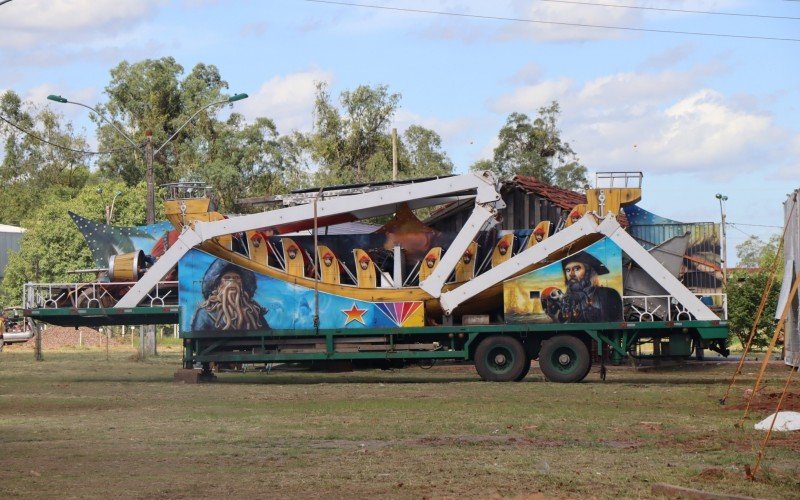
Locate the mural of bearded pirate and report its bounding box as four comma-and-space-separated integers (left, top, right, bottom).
541, 251, 622, 323
190, 259, 269, 331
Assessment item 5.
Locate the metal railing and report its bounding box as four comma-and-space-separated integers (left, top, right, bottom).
23, 281, 178, 310
595, 171, 643, 189
622, 293, 727, 322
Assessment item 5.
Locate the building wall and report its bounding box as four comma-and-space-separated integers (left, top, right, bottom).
0, 229, 24, 281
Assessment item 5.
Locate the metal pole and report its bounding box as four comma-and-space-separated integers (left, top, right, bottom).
392, 128, 398, 181
313, 189, 323, 334
716, 194, 728, 287
145, 131, 155, 225
32, 319, 43, 361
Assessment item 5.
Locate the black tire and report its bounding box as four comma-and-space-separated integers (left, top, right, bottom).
474, 335, 527, 382
515, 359, 531, 381
539, 335, 591, 383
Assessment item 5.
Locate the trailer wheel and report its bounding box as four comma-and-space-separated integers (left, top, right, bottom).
474, 336, 527, 382
539, 335, 591, 383
515, 359, 531, 381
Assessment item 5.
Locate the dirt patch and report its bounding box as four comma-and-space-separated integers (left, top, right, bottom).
8, 326, 124, 349
723, 390, 800, 412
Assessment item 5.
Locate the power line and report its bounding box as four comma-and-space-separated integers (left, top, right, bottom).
0, 114, 139, 156
305, 0, 800, 43
0, 0, 14, 6
535, 0, 800, 21
728, 221, 783, 229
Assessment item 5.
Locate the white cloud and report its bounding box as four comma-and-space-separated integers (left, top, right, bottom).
508, 63, 542, 85
499, 1, 642, 42
393, 109, 473, 144
489, 66, 797, 178
489, 77, 573, 114
28, 83, 98, 113
641, 44, 695, 69
0, 0, 163, 48
238, 69, 334, 133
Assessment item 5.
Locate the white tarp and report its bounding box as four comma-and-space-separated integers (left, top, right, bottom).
755, 411, 800, 432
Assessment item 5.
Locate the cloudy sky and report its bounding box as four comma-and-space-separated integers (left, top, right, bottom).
2, 0, 798, 262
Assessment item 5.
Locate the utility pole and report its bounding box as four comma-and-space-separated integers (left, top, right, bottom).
716, 193, 729, 287
145, 130, 155, 225
392, 128, 398, 181
142, 130, 157, 358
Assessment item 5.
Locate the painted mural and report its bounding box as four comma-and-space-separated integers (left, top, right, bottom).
70, 212, 175, 268
179, 248, 424, 333
504, 238, 623, 324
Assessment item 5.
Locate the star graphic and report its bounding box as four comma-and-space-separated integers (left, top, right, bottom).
342, 303, 367, 326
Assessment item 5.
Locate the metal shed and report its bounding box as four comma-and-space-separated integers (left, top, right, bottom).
777, 189, 800, 367
0, 224, 25, 281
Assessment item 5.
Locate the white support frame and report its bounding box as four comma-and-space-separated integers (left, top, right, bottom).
439, 214, 720, 321
116, 172, 501, 308
597, 216, 718, 321
419, 204, 496, 297
438, 215, 601, 314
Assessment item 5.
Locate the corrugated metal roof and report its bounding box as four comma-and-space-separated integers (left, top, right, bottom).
0, 224, 25, 234
510, 175, 586, 210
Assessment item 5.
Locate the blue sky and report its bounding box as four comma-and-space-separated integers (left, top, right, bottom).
2, 0, 798, 263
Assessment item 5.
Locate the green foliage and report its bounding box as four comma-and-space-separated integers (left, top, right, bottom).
96, 58, 308, 210
726, 270, 780, 349
0, 181, 151, 306
1, 90, 92, 226
473, 102, 588, 190
98, 57, 188, 185
307, 82, 453, 186
736, 234, 781, 269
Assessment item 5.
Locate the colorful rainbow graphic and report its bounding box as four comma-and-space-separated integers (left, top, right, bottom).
375, 302, 423, 327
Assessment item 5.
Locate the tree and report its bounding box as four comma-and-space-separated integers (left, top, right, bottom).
0, 181, 152, 306
473, 102, 588, 190
736, 234, 781, 269
97, 58, 308, 211
400, 125, 454, 179
306, 82, 453, 186
0, 90, 92, 226
97, 58, 224, 185
727, 270, 780, 349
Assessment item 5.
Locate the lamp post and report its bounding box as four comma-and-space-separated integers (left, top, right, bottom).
96, 188, 123, 225
716, 193, 729, 287
47, 93, 248, 223
47, 95, 139, 149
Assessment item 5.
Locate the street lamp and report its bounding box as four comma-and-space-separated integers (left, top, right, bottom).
715, 193, 729, 287
47, 92, 248, 224
47, 95, 139, 150
96, 188, 123, 224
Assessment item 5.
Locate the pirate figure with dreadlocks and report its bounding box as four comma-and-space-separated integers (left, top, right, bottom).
541, 251, 622, 323
191, 259, 269, 331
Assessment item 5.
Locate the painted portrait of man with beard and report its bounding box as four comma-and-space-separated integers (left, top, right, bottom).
190, 259, 269, 331
541, 251, 622, 323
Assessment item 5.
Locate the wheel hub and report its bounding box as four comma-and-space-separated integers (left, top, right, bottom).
558, 353, 572, 365
494, 353, 507, 365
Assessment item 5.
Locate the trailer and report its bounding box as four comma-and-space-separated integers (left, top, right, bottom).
22, 171, 729, 382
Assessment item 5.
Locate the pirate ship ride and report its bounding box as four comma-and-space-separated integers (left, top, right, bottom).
23, 171, 729, 382
51, 170, 721, 328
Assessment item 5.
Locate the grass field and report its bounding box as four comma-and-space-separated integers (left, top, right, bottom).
1, 348, 798, 499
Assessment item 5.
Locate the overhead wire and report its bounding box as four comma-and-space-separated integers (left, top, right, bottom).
534, 0, 800, 21
0, 114, 139, 156
305, 0, 800, 43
